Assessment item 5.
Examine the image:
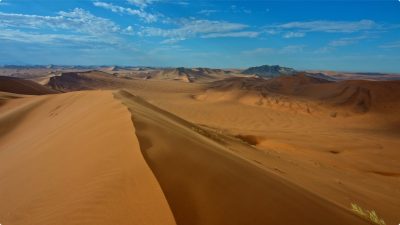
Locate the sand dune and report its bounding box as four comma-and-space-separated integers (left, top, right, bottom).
1, 70, 399, 225
115, 90, 369, 225
45, 70, 166, 92
0, 91, 175, 225
46, 71, 128, 92
144, 68, 231, 83
307, 70, 400, 81
198, 73, 400, 117
1, 88, 370, 225
123, 78, 399, 224
0, 76, 58, 95
45, 69, 232, 92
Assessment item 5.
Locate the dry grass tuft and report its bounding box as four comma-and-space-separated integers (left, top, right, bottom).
351, 203, 386, 225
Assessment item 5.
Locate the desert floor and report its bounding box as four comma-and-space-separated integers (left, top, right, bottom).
0, 72, 399, 225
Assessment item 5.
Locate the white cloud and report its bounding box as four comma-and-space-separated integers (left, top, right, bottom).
0, 8, 120, 35
127, 0, 159, 8
140, 19, 251, 42
265, 29, 280, 35
380, 41, 400, 49
314, 36, 371, 54
201, 31, 259, 38
160, 38, 185, 44
329, 35, 371, 47
198, 9, 219, 16
243, 9, 252, 14
176, 1, 189, 6
314, 46, 333, 54
279, 45, 305, 54
283, 31, 305, 38
198, 7, 251, 16
0, 9, 137, 48
122, 25, 135, 35
269, 20, 376, 33
242, 45, 305, 55
93, 2, 157, 23
230, 5, 252, 14
329, 38, 357, 47
59, 8, 120, 34
242, 48, 274, 55
125, 26, 134, 32
0, 29, 112, 46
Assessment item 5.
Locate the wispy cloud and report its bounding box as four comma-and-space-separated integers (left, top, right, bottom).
0, 29, 114, 47
0, 8, 135, 48
175, 1, 189, 6
140, 19, 253, 42
242, 45, 305, 55
268, 20, 376, 33
201, 31, 259, 38
0, 0, 9, 6
198, 9, 219, 16
313, 46, 331, 54
283, 31, 305, 38
279, 45, 305, 54
328, 36, 369, 47
127, 0, 159, 8
380, 41, 400, 49
122, 25, 135, 35
242, 48, 274, 55
230, 5, 251, 14
200, 5, 251, 15
314, 35, 372, 54
0, 8, 120, 35
93, 1, 157, 23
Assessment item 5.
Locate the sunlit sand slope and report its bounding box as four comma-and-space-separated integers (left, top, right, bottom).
0, 91, 176, 225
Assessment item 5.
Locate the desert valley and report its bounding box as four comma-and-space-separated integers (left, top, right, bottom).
0, 65, 399, 225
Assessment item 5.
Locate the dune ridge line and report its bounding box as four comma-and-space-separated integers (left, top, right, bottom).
114, 89, 370, 225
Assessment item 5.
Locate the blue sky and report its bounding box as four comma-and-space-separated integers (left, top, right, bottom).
0, 0, 399, 72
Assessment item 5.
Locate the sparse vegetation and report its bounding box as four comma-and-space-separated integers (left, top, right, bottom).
351, 203, 386, 225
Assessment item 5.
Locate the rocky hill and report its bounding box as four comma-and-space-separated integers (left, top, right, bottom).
242, 65, 296, 77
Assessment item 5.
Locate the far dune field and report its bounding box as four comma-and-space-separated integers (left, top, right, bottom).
0, 68, 399, 225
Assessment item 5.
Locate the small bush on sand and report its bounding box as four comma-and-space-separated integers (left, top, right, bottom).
351, 203, 386, 225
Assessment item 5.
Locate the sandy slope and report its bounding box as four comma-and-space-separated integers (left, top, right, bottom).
123, 79, 400, 225
0, 76, 57, 95
0, 91, 175, 225
200, 74, 400, 117
115, 90, 369, 225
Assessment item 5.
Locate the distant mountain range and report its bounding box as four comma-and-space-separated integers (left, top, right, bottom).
0, 65, 100, 70
241, 65, 297, 77
2, 65, 398, 81
0, 65, 148, 70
